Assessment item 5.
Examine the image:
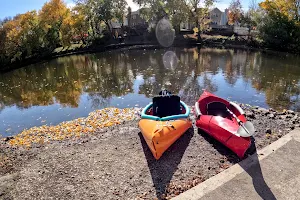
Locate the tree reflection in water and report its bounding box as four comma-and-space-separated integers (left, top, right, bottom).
1, 47, 300, 133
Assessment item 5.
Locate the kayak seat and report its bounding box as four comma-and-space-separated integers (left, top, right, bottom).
152, 95, 181, 118
207, 101, 230, 118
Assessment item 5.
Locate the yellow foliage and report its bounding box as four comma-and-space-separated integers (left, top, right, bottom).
259, 0, 300, 21
39, 0, 69, 29
8, 108, 139, 148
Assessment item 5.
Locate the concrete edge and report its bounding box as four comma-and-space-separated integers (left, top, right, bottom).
172, 129, 300, 200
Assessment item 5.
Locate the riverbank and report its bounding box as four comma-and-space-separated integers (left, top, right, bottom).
0, 104, 299, 199
0, 34, 279, 73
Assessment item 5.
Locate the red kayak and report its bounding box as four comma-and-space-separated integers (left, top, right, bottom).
194, 91, 254, 158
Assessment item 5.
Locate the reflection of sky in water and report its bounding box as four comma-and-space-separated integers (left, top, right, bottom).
206, 71, 266, 106
1, 47, 300, 136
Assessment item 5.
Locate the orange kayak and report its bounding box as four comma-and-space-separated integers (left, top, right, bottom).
139, 118, 192, 159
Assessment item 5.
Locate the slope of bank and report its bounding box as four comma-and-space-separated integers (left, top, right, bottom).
0, 104, 299, 199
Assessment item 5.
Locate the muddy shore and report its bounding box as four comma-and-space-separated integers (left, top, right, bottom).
0, 104, 299, 199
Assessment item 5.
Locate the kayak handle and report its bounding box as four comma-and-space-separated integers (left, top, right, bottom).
229, 102, 245, 115
195, 102, 202, 119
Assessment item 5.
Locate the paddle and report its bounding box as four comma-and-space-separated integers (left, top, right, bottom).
226, 108, 255, 137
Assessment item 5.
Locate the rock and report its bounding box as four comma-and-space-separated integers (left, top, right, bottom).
291, 116, 298, 124
286, 114, 293, 119
245, 111, 255, 119
280, 115, 287, 120
266, 129, 272, 134
287, 110, 295, 115
268, 114, 275, 119
269, 108, 275, 112
3, 136, 13, 142
257, 108, 269, 115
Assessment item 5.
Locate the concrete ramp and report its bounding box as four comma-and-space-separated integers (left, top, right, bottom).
173, 129, 300, 200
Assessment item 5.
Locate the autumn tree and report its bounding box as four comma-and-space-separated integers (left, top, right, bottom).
228, 0, 243, 25
39, 0, 70, 49
186, 0, 214, 42
260, 0, 300, 21
258, 0, 300, 51
71, 5, 89, 44
0, 26, 7, 65
61, 10, 74, 47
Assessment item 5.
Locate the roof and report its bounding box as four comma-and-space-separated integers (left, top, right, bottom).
209, 7, 222, 13
131, 10, 140, 15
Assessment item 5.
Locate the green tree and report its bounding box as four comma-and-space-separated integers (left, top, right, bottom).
72, 5, 89, 44
134, 0, 214, 41
258, 0, 300, 52
93, 0, 127, 34
167, 0, 190, 32
185, 0, 214, 42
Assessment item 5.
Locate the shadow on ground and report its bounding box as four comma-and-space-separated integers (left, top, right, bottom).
198, 128, 276, 200
239, 148, 277, 200
198, 128, 240, 163
139, 128, 194, 199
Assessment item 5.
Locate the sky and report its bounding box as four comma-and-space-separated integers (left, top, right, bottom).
0, 0, 261, 19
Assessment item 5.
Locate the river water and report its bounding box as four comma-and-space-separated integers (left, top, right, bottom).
1, 47, 300, 136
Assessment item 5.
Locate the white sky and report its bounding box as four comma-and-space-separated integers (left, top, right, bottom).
127, 0, 140, 11
66, 0, 140, 11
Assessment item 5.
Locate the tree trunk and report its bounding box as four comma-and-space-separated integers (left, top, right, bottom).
80, 33, 86, 45
197, 21, 202, 43
90, 19, 96, 38
105, 21, 112, 36
174, 24, 180, 34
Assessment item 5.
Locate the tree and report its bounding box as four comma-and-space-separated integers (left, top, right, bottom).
258, 0, 300, 51
186, 0, 214, 42
134, 0, 214, 42
114, 0, 127, 26
127, 6, 132, 27
228, 0, 243, 25
39, 0, 70, 48
166, 0, 190, 32
61, 9, 74, 46
260, 0, 300, 21
93, 0, 127, 34
71, 5, 89, 44
75, 0, 97, 37
134, 0, 169, 23
19, 11, 44, 56
0, 26, 8, 66
2, 12, 42, 60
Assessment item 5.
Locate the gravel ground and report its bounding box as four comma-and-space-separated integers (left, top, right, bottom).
0, 104, 299, 200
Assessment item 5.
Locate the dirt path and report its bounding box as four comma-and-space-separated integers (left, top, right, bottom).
0, 105, 298, 199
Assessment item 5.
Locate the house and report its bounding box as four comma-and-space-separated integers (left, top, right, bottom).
209, 8, 228, 26
125, 9, 147, 27
180, 7, 229, 31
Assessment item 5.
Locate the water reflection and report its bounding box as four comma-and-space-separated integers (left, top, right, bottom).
1, 47, 300, 135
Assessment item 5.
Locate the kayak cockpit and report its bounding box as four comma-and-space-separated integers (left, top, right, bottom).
141, 94, 190, 121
